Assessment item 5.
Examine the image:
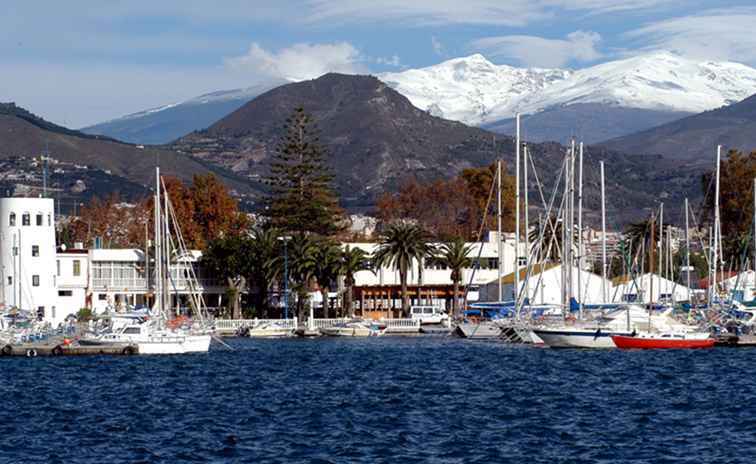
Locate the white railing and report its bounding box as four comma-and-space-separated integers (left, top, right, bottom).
381, 318, 421, 333
309, 318, 349, 329
92, 277, 224, 291
213, 318, 298, 333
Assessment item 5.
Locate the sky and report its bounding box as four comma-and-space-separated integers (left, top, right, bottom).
2, 0, 756, 128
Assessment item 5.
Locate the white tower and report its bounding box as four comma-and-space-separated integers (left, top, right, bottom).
0, 198, 59, 324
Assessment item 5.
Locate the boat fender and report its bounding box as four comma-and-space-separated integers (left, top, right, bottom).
26, 348, 38, 358
1, 345, 11, 356
121, 346, 136, 356
51, 345, 64, 356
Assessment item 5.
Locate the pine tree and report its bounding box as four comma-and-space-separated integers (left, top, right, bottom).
264, 107, 343, 237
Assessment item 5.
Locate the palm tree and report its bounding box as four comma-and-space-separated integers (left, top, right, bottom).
372, 222, 436, 316
249, 226, 279, 317
312, 239, 342, 318
439, 238, 472, 317
340, 246, 370, 317
275, 233, 317, 321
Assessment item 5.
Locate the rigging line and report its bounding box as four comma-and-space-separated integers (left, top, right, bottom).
516, 156, 568, 316
528, 146, 562, 258
461, 162, 498, 309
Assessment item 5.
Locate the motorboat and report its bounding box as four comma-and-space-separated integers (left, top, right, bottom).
612, 331, 714, 349
244, 320, 295, 338
320, 319, 386, 337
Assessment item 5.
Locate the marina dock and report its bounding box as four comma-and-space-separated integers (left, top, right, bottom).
1, 342, 139, 357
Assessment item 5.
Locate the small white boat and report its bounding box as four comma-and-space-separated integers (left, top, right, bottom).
321, 319, 386, 337
455, 321, 503, 339
246, 321, 294, 338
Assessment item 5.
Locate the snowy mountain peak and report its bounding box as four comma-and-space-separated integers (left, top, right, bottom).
379, 54, 570, 124
379, 52, 756, 125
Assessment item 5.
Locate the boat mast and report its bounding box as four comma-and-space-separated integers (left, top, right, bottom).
154, 166, 163, 318
713, 145, 721, 303
497, 157, 502, 302
569, 140, 575, 307
658, 203, 664, 303
514, 113, 521, 306
600, 160, 607, 303
163, 180, 171, 316
685, 198, 691, 302
524, 144, 530, 303
650, 212, 655, 306
577, 142, 583, 316
562, 146, 570, 315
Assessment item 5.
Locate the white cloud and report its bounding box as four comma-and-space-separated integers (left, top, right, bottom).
472, 31, 603, 68
224, 42, 366, 82
625, 7, 756, 64
304, 0, 679, 26
375, 55, 402, 67
431, 36, 444, 56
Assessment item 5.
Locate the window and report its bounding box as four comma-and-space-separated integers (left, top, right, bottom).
123, 327, 141, 335
32, 245, 39, 257
36, 213, 43, 226
73, 260, 81, 277
36, 307, 44, 320
56, 260, 60, 276
47, 214, 51, 226
9, 212, 15, 226
22, 213, 30, 226
6, 276, 11, 286
32, 275, 40, 287
58, 290, 73, 297
98, 294, 107, 301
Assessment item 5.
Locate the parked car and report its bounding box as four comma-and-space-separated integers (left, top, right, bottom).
410, 306, 449, 324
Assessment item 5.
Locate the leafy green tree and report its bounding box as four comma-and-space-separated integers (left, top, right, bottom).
340, 246, 371, 317
263, 107, 344, 237
372, 222, 436, 316
439, 238, 472, 317
202, 235, 254, 318
249, 226, 280, 317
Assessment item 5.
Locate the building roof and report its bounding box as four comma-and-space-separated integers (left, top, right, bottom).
90, 249, 145, 262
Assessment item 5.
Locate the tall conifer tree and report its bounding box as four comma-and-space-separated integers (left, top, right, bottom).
264, 107, 343, 237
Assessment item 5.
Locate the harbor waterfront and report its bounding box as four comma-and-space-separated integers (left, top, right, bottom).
1, 337, 755, 463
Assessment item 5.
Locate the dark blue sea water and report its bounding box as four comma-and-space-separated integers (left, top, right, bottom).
1, 337, 756, 463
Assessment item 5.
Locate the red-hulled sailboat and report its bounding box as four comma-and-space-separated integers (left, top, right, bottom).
612, 331, 714, 349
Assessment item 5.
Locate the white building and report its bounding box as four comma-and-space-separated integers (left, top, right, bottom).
86, 249, 225, 314
0, 196, 226, 326
56, 246, 89, 316
716, 271, 756, 302
611, 273, 692, 304
479, 264, 612, 305
344, 231, 527, 313
0, 198, 61, 324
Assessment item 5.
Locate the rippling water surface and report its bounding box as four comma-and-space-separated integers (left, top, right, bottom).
1, 337, 756, 463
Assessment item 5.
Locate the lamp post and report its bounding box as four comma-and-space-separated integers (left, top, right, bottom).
279, 236, 292, 319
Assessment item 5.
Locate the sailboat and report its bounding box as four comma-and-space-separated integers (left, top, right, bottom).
531, 146, 639, 348
80, 168, 211, 354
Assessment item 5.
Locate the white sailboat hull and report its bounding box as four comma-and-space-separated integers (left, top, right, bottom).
533, 328, 632, 348
456, 321, 502, 339
137, 334, 211, 354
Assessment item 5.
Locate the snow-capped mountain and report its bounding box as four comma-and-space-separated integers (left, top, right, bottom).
379, 52, 756, 127
513, 52, 756, 116
379, 54, 571, 125
82, 82, 282, 144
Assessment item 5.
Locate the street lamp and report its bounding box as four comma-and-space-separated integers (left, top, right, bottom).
278, 236, 292, 319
